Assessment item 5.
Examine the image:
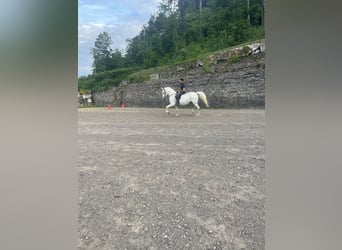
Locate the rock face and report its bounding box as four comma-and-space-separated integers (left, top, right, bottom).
92, 52, 265, 108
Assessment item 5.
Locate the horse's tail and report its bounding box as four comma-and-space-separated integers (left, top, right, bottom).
196, 91, 209, 108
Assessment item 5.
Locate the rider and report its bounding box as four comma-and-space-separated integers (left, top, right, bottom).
175, 78, 186, 105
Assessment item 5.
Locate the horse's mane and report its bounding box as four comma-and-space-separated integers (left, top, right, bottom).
164, 87, 176, 94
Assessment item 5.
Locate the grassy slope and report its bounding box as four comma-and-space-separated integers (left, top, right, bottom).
126, 39, 265, 84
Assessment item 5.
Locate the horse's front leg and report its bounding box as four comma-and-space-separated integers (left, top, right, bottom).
175, 106, 179, 117
165, 104, 174, 115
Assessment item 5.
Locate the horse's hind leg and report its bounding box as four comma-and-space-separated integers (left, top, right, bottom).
175, 106, 179, 117
194, 103, 200, 116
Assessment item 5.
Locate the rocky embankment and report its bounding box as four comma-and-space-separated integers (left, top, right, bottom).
92, 43, 265, 108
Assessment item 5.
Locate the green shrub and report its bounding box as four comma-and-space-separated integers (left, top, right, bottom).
243, 46, 250, 56
229, 54, 240, 63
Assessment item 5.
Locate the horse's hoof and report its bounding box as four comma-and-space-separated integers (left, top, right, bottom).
175, 114, 179, 117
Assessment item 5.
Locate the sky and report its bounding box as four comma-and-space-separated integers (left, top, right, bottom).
78, 0, 163, 77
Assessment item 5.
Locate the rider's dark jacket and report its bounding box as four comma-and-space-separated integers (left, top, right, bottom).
179, 83, 185, 93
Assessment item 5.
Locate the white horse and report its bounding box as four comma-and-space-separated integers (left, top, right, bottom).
161, 87, 209, 116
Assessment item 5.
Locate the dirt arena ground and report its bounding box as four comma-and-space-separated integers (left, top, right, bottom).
78, 107, 265, 249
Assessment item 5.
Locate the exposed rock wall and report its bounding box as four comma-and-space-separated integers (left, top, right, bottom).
92, 52, 265, 108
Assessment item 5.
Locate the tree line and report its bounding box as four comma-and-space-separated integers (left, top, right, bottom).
79, 0, 264, 92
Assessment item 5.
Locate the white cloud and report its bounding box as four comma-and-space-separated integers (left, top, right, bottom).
82, 4, 105, 10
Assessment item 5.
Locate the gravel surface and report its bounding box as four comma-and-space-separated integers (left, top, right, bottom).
78, 107, 265, 249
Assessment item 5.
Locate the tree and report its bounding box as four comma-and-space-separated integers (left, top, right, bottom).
91, 32, 113, 74
111, 49, 124, 68
261, 0, 264, 27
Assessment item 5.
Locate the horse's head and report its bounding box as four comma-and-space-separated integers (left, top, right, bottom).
161, 87, 166, 99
